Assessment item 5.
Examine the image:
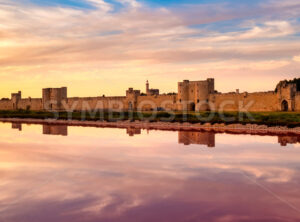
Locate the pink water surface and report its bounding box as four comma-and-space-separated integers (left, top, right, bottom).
0, 122, 300, 222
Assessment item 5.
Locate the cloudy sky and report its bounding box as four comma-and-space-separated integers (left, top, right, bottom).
0, 0, 300, 98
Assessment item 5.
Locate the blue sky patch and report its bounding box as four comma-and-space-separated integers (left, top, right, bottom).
29, 0, 96, 9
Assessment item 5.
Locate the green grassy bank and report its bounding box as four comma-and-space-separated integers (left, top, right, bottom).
0, 110, 300, 127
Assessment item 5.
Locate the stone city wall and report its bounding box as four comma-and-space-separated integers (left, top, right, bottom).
65, 96, 127, 111
137, 94, 177, 111
17, 98, 43, 110
0, 78, 299, 112
0, 100, 13, 110
210, 91, 279, 112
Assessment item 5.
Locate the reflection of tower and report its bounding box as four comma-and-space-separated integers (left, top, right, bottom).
278, 135, 300, 146
12, 123, 22, 131
43, 125, 68, 136
126, 127, 141, 137
178, 131, 215, 147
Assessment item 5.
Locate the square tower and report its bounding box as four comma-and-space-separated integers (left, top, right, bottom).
177, 78, 214, 111
42, 87, 67, 111
11, 91, 21, 110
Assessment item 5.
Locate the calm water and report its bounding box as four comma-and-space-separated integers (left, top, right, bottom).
1, 122, 300, 222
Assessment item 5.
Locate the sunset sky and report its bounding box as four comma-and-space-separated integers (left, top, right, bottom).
0, 0, 300, 98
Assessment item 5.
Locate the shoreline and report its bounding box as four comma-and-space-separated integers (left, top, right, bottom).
1, 117, 300, 136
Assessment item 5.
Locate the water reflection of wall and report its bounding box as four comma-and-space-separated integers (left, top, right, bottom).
7, 122, 300, 146
11, 123, 22, 131
126, 127, 141, 137
278, 135, 300, 146
43, 125, 68, 136
178, 131, 215, 147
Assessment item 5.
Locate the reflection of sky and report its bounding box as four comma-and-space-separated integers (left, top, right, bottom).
0, 122, 300, 221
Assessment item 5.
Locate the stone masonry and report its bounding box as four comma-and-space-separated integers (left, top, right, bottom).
0, 79, 299, 112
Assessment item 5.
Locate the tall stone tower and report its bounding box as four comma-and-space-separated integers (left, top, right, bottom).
42, 87, 67, 111
276, 80, 298, 111
177, 78, 215, 111
145, 80, 159, 96
11, 91, 21, 110
125, 88, 141, 110
146, 80, 149, 94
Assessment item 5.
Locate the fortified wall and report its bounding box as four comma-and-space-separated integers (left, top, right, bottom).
0, 78, 299, 112
208, 79, 300, 112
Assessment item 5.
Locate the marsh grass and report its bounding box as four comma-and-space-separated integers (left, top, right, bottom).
0, 110, 299, 127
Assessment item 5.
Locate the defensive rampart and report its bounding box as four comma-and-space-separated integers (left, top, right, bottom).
0, 78, 299, 112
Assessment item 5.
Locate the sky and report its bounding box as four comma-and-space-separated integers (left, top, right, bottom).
0, 0, 300, 98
